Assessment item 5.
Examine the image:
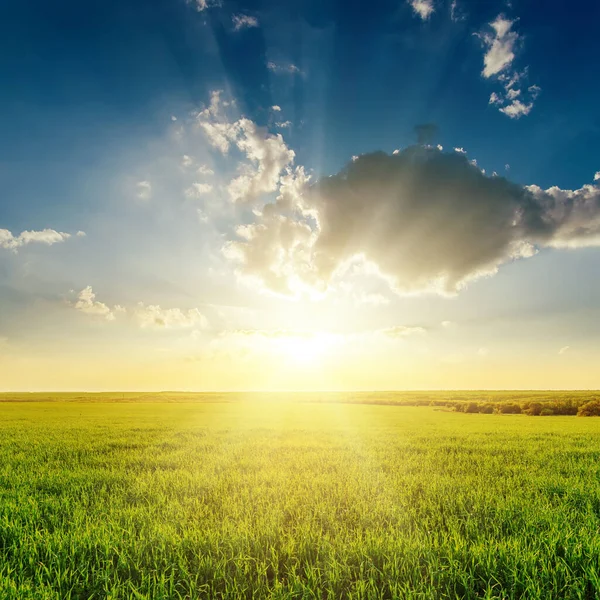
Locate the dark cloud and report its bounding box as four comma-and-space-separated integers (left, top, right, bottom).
225, 147, 600, 296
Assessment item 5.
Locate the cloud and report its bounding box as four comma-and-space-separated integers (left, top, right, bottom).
184, 183, 213, 199
133, 304, 208, 329
408, 0, 435, 20
0, 228, 73, 251
232, 14, 259, 31
479, 16, 540, 118
224, 147, 600, 297
197, 164, 214, 176
136, 180, 152, 200
454, 147, 466, 154
594, 172, 600, 182
181, 155, 194, 168
197, 91, 295, 203
267, 62, 301, 75
381, 325, 427, 337
480, 16, 518, 78
272, 105, 282, 112
276, 121, 292, 129
558, 345, 570, 355
72, 288, 207, 329
73, 286, 120, 321
499, 99, 533, 119
188, 0, 218, 11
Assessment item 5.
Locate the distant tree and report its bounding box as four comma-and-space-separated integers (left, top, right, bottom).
524, 402, 543, 416
497, 403, 522, 415
577, 400, 600, 417
540, 408, 554, 416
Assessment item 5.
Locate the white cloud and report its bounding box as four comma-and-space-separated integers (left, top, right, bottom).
392, 149, 400, 155
267, 61, 301, 75
594, 172, 600, 182
479, 15, 540, 118
181, 155, 194, 168
272, 105, 281, 112
136, 180, 152, 200
558, 345, 570, 355
499, 99, 533, 119
480, 15, 518, 78
0, 228, 72, 251
232, 14, 259, 31
276, 121, 292, 129
133, 303, 208, 329
454, 147, 466, 154
185, 183, 213, 199
197, 92, 295, 204
73, 286, 120, 321
76, 230, 86, 237
408, 0, 435, 20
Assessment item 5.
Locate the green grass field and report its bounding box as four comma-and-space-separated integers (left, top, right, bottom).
2, 399, 600, 599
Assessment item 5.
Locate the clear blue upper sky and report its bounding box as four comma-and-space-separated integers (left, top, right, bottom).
1, 0, 599, 390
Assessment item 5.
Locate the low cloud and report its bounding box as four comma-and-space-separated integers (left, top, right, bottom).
224, 147, 600, 296
73, 286, 121, 321
0, 228, 76, 251
558, 345, 570, 355
381, 325, 427, 338
71, 288, 207, 329
133, 304, 208, 329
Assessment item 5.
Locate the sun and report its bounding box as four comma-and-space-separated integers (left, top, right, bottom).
276, 333, 337, 366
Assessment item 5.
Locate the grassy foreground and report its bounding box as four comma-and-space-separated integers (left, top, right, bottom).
1, 401, 600, 599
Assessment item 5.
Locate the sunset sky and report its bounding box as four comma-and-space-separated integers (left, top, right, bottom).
1, 0, 599, 391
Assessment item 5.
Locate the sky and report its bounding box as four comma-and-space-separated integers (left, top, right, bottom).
1, 0, 599, 391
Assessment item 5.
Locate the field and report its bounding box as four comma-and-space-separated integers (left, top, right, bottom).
2, 399, 600, 599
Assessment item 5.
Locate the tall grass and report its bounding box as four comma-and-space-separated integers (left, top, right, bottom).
1, 401, 600, 598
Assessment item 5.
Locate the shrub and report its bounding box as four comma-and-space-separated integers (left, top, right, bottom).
577, 400, 600, 417
540, 408, 554, 416
497, 403, 522, 415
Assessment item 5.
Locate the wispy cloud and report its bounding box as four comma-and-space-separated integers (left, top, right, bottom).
136, 180, 152, 200
381, 325, 427, 338
232, 14, 259, 31
267, 61, 301, 75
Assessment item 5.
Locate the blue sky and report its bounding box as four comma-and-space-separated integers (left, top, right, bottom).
1, 0, 599, 390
